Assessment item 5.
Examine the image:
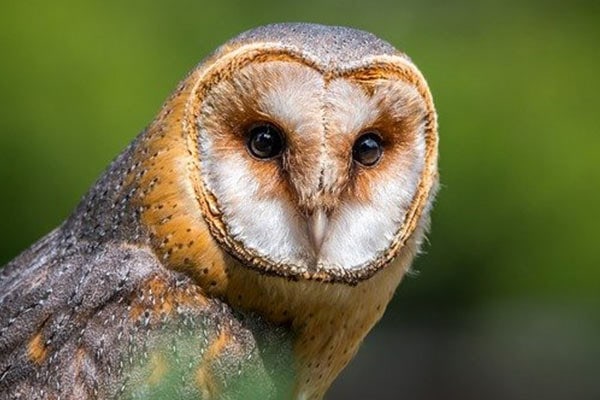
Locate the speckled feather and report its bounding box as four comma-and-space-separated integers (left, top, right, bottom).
0, 233, 295, 399
0, 23, 438, 400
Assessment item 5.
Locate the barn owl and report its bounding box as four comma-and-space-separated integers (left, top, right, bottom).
0, 23, 438, 399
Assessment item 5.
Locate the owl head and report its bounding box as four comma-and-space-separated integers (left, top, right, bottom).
185, 23, 439, 285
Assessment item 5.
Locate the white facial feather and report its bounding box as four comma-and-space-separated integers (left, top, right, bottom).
318, 79, 426, 268
258, 67, 325, 135
200, 142, 312, 266
198, 61, 427, 272
325, 79, 380, 135
319, 168, 423, 268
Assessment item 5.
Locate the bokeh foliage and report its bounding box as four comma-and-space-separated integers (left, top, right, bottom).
1, 0, 598, 398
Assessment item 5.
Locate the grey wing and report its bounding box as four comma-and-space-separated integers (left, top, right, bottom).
0, 232, 295, 399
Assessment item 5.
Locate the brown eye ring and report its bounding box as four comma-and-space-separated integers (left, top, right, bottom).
246, 123, 285, 159
352, 131, 383, 166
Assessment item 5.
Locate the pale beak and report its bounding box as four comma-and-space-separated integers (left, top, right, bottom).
307, 208, 329, 253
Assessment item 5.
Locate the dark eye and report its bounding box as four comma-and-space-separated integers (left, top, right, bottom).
246, 123, 285, 159
352, 132, 383, 166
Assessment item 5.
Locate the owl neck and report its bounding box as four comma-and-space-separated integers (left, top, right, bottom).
222, 255, 411, 399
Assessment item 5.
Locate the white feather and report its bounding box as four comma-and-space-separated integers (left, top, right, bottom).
198, 62, 428, 272
200, 136, 312, 267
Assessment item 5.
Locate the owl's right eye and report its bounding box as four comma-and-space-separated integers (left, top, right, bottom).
246, 123, 285, 159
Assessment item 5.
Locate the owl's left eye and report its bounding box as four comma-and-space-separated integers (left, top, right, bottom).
246, 123, 285, 159
352, 131, 383, 166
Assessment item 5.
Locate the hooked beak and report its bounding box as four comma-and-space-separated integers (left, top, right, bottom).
307, 209, 329, 254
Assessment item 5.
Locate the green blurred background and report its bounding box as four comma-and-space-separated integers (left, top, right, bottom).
1, 0, 598, 398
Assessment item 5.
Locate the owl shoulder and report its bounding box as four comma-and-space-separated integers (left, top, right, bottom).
0, 233, 294, 399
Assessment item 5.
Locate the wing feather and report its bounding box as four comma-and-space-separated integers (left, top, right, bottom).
0, 233, 294, 399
